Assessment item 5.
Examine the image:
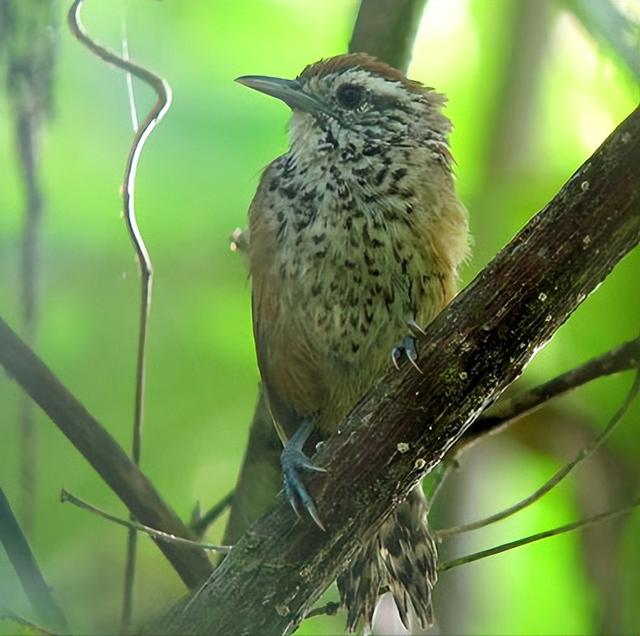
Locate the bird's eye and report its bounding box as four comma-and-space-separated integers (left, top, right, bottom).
336, 83, 365, 109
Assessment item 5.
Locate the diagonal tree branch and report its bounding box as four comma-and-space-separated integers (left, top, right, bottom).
155, 106, 640, 635
0, 317, 212, 589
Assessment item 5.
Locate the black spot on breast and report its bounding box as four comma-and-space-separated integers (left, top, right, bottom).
281, 184, 298, 199
362, 144, 381, 156
393, 167, 408, 180
375, 168, 388, 186
301, 188, 316, 203
324, 130, 338, 149
312, 233, 326, 245
353, 166, 370, 178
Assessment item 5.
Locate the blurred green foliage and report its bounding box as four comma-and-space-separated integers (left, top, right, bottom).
0, 1, 638, 634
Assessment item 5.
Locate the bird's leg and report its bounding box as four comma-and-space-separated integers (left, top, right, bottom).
391, 319, 425, 373
281, 419, 327, 530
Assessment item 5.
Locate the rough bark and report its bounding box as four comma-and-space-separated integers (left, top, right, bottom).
155, 105, 640, 636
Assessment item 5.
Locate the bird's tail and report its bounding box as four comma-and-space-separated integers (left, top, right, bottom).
337, 485, 438, 633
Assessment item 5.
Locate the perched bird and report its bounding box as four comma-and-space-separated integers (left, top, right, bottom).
237, 53, 469, 631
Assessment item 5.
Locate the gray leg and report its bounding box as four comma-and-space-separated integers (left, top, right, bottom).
281, 419, 326, 530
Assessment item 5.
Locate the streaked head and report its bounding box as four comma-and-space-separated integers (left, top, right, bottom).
236, 53, 450, 154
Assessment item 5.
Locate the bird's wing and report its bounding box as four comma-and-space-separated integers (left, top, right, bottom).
248, 160, 323, 443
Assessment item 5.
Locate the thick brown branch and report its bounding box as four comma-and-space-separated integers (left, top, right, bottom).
0, 317, 212, 589
156, 106, 640, 636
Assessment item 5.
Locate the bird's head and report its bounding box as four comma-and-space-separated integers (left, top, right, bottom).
236, 53, 450, 158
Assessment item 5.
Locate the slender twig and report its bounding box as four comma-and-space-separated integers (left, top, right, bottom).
1, 0, 57, 537
60, 490, 230, 554
439, 499, 640, 573
0, 608, 56, 636
305, 601, 341, 620
191, 491, 234, 537
17, 115, 40, 536
437, 367, 639, 539
0, 489, 70, 634
120, 13, 139, 133
0, 316, 213, 588
67, 1, 172, 630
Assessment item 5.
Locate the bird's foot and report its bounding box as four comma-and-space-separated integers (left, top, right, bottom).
391, 334, 423, 374
281, 438, 327, 531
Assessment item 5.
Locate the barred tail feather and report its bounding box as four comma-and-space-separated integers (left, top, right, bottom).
337, 538, 383, 633
380, 486, 438, 629
338, 484, 438, 633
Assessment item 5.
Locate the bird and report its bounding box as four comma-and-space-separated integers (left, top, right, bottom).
237, 53, 469, 632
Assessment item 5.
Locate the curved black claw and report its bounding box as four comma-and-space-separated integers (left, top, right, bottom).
391, 335, 423, 374
281, 443, 327, 530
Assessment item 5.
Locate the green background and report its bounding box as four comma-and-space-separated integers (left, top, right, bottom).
0, 0, 638, 634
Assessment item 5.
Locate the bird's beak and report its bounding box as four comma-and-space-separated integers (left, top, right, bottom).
235, 75, 331, 116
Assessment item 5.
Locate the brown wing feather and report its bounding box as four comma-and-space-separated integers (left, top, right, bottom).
248, 160, 324, 443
